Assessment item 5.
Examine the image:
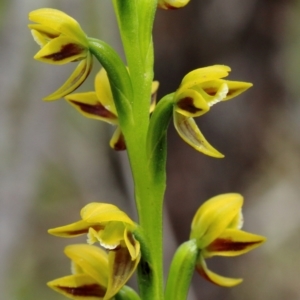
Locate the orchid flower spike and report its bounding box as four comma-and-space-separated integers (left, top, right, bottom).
158, 0, 190, 9
48, 203, 141, 299
190, 193, 266, 287
173, 65, 252, 158
28, 8, 93, 100
65, 68, 159, 150
48, 244, 136, 300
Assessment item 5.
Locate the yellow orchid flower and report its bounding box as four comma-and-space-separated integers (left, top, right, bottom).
28, 8, 93, 100
49, 203, 140, 299
48, 244, 137, 300
173, 65, 252, 158
190, 193, 266, 287
158, 0, 190, 9
65, 68, 159, 150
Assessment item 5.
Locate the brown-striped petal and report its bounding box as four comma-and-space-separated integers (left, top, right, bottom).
203, 229, 266, 258
48, 274, 106, 299
104, 245, 141, 300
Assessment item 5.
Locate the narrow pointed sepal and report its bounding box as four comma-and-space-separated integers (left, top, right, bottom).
196, 255, 243, 287
33, 36, 87, 65
47, 274, 107, 299
43, 52, 93, 100
110, 127, 126, 151
65, 92, 118, 124
204, 229, 266, 258
104, 246, 141, 300
223, 80, 253, 100
173, 111, 224, 158
48, 220, 103, 238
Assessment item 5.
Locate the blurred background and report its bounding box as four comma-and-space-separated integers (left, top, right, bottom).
1, 0, 300, 299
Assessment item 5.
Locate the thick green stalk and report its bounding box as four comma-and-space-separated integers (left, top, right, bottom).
110, 1, 165, 299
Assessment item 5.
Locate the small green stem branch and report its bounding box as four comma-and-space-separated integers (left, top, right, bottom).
165, 240, 198, 300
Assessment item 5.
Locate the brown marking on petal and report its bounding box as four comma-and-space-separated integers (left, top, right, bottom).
177, 97, 203, 114
57, 283, 106, 297
203, 87, 218, 96
113, 132, 126, 151
70, 100, 117, 120
227, 89, 239, 96
63, 225, 104, 236
44, 43, 85, 61
162, 4, 180, 9
111, 246, 133, 279
196, 264, 212, 283
207, 238, 262, 252
37, 29, 60, 39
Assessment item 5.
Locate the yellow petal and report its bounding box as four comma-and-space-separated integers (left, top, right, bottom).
158, 0, 191, 9
173, 111, 224, 158
48, 220, 103, 237
29, 8, 88, 46
175, 89, 210, 118
196, 255, 243, 287
223, 80, 253, 100
80, 203, 135, 228
104, 246, 141, 300
109, 126, 126, 151
97, 222, 126, 249
43, 52, 93, 101
48, 274, 106, 300
178, 65, 231, 95
34, 36, 87, 65
203, 229, 266, 258
95, 68, 117, 115
190, 194, 243, 248
65, 92, 118, 124
123, 228, 140, 261
29, 25, 60, 46
65, 244, 109, 287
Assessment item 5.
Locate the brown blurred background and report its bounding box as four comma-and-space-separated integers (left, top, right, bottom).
1, 0, 300, 299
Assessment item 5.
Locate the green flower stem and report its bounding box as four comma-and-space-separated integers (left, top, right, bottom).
109, 2, 168, 299
165, 240, 199, 300
89, 3, 172, 299
88, 38, 133, 129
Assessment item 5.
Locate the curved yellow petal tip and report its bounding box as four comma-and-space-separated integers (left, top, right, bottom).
197, 255, 243, 287
43, 53, 92, 101
174, 111, 224, 158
